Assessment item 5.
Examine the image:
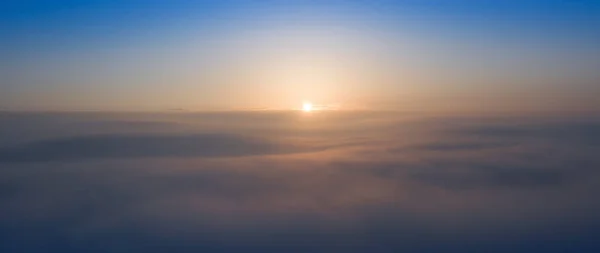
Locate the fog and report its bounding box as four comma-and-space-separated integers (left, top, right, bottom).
1, 111, 599, 252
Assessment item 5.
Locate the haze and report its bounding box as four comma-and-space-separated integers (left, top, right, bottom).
1, 1, 600, 252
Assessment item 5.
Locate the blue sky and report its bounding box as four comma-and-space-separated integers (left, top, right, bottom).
2, 0, 599, 110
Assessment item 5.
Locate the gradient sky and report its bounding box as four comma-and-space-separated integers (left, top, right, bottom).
2, 0, 600, 111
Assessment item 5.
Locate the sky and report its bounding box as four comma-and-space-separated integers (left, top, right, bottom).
2, 0, 600, 111
2, 2, 600, 251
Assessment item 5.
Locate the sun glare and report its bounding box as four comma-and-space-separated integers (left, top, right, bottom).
302, 102, 313, 112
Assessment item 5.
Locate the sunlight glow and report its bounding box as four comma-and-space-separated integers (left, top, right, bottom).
303, 102, 313, 112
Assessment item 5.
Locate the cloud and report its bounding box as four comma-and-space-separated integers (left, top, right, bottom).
411, 164, 582, 190
1, 112, 600, 252
0, 133, 325, 163
458, 121, 600, 146
411, 141, 517, 151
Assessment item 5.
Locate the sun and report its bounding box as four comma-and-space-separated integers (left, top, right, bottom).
302, 102, 313, 112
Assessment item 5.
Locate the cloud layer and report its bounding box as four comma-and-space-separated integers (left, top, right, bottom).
0, 133, 323, 163
1, 111, 599, 253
